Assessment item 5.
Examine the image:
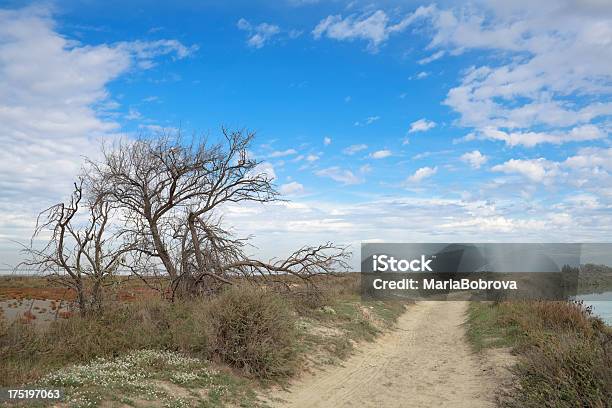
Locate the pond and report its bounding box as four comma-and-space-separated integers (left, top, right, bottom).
574, 291, 612, 325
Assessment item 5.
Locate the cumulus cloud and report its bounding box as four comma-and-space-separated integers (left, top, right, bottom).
467, 124, 607, 147
491, 158, 559, 184
460, 150, 488, 169
563, 147, 612, 172
237, 18, 281, 48
408, 166, 438, 182
370, 149, 392, 159
409, 118, 436, 133
115, 39, 197, 68
323, 136, 332, 145
0, 5, 195, 248
253, 162, 276, 180
427, 1, 612, 147
312, 6, 434, 51
279, 181, 305, 195
315, 167, 362, 185
488, 147, 612, 194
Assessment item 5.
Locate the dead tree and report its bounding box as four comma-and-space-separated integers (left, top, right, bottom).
22, 177, 132, 315
90, 129, 350, 297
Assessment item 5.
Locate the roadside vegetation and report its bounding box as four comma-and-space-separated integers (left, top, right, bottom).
0, 274, 407, 407
467, 300, 611, 408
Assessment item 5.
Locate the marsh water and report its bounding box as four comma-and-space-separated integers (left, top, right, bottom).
574, 291, 612, 325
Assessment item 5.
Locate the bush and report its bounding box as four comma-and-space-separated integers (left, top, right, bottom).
474, 301, 612, 408
510, 333, 611, 408
206, 286, 297, 379
166, 299, 210, 355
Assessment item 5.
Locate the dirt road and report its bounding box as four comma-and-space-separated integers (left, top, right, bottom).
269, 301, 501, 408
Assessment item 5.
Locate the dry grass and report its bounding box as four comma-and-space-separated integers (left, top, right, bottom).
0, 274, 409, 407
468, 300, 611, 408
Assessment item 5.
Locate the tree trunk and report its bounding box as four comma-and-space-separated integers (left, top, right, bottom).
75, 278, 87, 317
91, 279, 104, 312
148, 218, 178, 279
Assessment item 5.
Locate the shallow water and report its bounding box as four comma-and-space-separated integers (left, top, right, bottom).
574, 291, 612, 325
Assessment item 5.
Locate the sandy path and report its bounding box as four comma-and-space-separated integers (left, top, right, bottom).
269, 301, 498, 408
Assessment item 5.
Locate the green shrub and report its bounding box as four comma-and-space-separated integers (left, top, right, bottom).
167, 299, 210, 355
206, 286, 297, 379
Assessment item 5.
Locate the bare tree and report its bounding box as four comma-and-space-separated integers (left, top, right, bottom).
22, 177, 133, 315
90, 129, 350, 297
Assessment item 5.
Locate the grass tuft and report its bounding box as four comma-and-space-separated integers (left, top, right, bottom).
467, 300, 611, 408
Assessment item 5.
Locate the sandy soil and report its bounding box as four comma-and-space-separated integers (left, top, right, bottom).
269, 301, 507, 408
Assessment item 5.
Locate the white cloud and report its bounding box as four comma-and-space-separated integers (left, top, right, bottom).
460, 150, 488, 169
408, 166, 438, 182
491, 158, 559, 184
412, 71, 429, 79
409, 118, 436, 133
354, 116, 380, 126
418, 50, 445, 64
138, 124, 179, 133
268, 148, 297, 158
439, 216, 548, 233
306, 154, 319, 162
323, 136, 332, 145
125, 108, 142, 120
359, 164, 373, 174
115, 39, 197, 68
370, 149, 392, 159
237, 18, 281, 48
312, 7, 434, 51
0, 6, 195, 249
472, 124, 606, 147
315, 167, 362, 185
254, 162, 276, 180
562, 194, 602, 210
222, 193, 612, 269
486, 147, 612, 193
563, 147, 612, 172
428, 2, 612, 146
279, 181, 305, 195
343, 144, 368, 155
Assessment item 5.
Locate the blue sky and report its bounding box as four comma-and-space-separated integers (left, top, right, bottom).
0, 0, 611, 269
